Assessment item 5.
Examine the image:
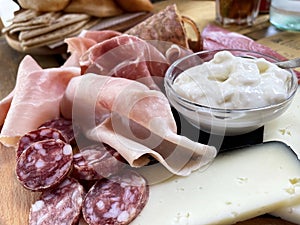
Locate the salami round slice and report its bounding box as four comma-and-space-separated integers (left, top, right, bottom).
16, 139, 73, 191
29, 177, 85, 225
16, 127, 66, 158
82, 170, 149, 225
72, 144, 126, 180
39, 118, 78, 144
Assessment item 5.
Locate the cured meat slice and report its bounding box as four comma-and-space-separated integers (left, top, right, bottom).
61, 74, 217, 177
202, 24, 286, 61
63, 30, 121, 68
0, 89, 14, 127
82, 170, 149, 225
39, 117, 77, 144
0, 55, 80, 147
79, 34, 169, 90
16, 127, 66, 158
125, 4, 201, 51
29, 177, 85, 225
16, 139, 73, 191
72, 144, 126, 180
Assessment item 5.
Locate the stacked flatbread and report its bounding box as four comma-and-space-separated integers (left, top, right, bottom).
2, 0, 153, 52
2, 10, 100, 50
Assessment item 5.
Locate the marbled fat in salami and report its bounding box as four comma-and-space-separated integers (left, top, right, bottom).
82, 170, 149, 225
16, 139, 73, 191
72, 144, 126, 180
29, 178, 85, 225
39, 117, 77, 144
16, 127, 66, 158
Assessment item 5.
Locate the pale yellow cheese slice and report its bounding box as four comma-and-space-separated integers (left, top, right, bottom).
132, 142, 300, 225
264, 88, 300, 224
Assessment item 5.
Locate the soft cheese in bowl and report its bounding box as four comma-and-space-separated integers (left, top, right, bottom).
164, 49, 298, 136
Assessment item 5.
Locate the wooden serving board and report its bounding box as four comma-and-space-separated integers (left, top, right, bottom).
0, 145, 39, 225
0, 1, 299, 225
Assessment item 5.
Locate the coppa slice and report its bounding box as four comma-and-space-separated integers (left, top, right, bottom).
202, 24, 286, 61
131, 142, 300, 225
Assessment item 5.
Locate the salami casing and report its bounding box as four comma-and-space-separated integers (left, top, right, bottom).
82, 170, 149, 225
72, 144, 126, 180
16, 139, 73, 191
29, 177, 85, 225
16, 127, 66, 158
39, 117, 77, 144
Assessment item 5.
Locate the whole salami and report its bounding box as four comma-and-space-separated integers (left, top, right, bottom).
29, 177, 85, 225
16, 127, 66, 158
39, 117, 77, 144
16, 139, 73, 191
72, 144, 126, 181
82, 170, 149, 225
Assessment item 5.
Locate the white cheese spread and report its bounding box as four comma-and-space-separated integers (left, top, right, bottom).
172, 51, 292, 109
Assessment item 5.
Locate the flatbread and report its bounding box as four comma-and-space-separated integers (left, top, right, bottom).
21, 17, 101, 49
2, 11, 60, 34
11, 9, 41, 23
125, 4, 189, 49
64, 0, 123, 17
19, 13, 90, 41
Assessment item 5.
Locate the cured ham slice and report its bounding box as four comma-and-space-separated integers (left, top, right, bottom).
79, 35, 169, 90
63, 30, 121, 68
60, 74, 217, 176
63, 30, 169, 90
0, 89, 14, 127
0, 56, 80, 147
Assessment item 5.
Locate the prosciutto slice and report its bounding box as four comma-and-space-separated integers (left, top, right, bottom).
63, 30, 121, 68
0, 56, 80, 146
0, 89, 14, 127
64, 31, 170, 90
60, 74, 217, 176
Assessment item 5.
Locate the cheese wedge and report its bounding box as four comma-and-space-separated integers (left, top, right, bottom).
132, 142, 300, 225
264, 88, 300, 223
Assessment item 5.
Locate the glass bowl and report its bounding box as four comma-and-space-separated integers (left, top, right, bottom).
164, 49, 298, 136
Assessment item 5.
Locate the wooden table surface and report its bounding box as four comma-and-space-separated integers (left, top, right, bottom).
0, 1, 300, 225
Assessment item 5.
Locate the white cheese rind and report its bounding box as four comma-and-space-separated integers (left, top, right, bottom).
132, 142, 300, 225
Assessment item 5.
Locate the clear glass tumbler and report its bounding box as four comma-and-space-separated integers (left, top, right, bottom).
216, 0, 261, 26
269, 0, 300, 31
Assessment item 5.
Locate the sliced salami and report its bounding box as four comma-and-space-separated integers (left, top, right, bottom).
39, 117, 78, 144
72, 144, 126, 181
82, 170, 149, 225
29, 177, 85, 225
16, 139, 73, 191
16, 127, 66, 158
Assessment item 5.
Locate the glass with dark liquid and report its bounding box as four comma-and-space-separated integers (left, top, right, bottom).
216, 0, 261, 26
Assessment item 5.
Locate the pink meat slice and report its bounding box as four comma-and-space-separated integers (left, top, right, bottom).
62, 30, 121, 69
0, 89, 14, 127
202, 24, 286, 61
79, 35, 169, 90
0, 56, 80, 147
61, 74, 217, 177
